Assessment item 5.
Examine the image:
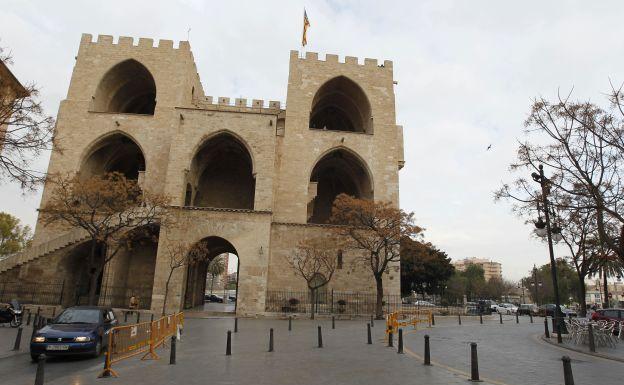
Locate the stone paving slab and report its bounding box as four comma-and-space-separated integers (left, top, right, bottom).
3, 318, 498, 385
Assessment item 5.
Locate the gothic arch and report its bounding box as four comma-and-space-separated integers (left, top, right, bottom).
188, 132, 256, 209
80, 131, 146, 181
309, 76, 372, 133
307, 147, 374, 223
93, 59, 157, 115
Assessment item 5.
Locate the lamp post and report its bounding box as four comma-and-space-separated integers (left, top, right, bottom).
517, 284, 526, 304
532, 164, 564, 343
530, 265, 543, 306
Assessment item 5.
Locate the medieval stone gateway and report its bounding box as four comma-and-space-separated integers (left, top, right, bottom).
0, 34, 404, 316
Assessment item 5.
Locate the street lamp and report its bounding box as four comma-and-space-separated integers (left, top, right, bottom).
517, 284, 526, 304
532, 164, 564, 343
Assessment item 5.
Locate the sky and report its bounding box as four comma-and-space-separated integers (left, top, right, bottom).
2, 0, 624, 281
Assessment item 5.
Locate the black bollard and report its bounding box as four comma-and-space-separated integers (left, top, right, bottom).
479, 312, 483, 324
388, 331, 394, 347
499, 313, 503, 324
431, 312, 435, 326
424, 335, 431, 366
371, 314, 374, 327
516, 312, 519, 324
226, 331, 232, 356
544, 317, 550, 338
26, 311, 32, 326
470, 343, 480, 382
136, 312, 141, 323
234, 317, 238, 333
552, 317, 557, 336
562, 355, 575, 385
150, 314, 154, 322
397, 328, 404, 354
33, 314, 39, 328
317, 326, 323, 348
124, 311, 128, 323
529, 313, 533, 323
367, 323, 372, 345
288, 316, 292, 331
268, 328, 274, 352
588, 323, 596, 353
458, 314, 462, 325
51, 307, 56, 317
34, 354, 45, 385
12, 327, 23, 351
332, 316, 335, 329
169, 336, 176, 364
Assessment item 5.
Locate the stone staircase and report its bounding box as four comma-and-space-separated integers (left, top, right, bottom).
0, 228, 90, 274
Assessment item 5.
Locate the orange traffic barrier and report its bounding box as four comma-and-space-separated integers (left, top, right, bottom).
100, 312, 184, 377
385, 308, 431, 335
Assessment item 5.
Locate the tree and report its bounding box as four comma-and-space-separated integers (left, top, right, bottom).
462, 264, 486, 301
40, 172, 170, 305
521, 261, 581, 306
587, 238, 624, 308
288, 236, 340, 319
331, 194, 422, 319
161, 240, 209, 315
0, 46, 56, 190
0, 212, 32, 258
496, 87, 624, 265
400, 237, 454, 298
207, 255, 226, 295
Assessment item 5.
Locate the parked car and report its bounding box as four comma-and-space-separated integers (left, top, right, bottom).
414, 300, 435, 307
517, 304, 539, 316
497, 303, 518, 314
591, 308, 623, 334
538, 304, 576, 317
228, 295, 237, 302
477, 300, 493, 315
30, 306, 117, 361
204, 294, 224, 303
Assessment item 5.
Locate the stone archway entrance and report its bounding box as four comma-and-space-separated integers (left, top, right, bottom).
183, 236, 240, 313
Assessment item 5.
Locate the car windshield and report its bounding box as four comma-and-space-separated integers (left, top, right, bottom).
54, 309, 100, 324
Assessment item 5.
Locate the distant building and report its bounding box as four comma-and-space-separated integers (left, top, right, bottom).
453, 257, 502, 281
585, 279, 624, 308
0, 59, 28, 152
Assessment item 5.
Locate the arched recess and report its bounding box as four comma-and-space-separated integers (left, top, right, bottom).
188, 132, 255, 209
93, 59, 157, 115
309, 76, 372, 133
308, 148, 374, 223
80, 132, 146, 182
183, 236, 239, 311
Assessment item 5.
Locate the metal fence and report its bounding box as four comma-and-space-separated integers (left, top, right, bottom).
0, 280, 65, 305
265, 290, 402, 316
0, 280, 153, 309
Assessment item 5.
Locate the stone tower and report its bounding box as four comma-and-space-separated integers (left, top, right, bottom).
0, 34, 404, 316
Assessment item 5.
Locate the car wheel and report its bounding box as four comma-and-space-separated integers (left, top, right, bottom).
92, 339, 102, 358
10, 318, 21, 328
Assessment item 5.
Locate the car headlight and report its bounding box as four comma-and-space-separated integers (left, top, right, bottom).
74, 336, 91, 342
33, 336, 45, 343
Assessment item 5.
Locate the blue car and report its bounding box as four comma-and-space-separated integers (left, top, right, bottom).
30, 306, 117, 361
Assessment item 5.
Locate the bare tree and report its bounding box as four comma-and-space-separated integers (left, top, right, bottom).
40, 172, 170, 305
331, 194, 423, 319
496, 87, 624, 264
161, 240, 209, 315
0, 46, 56, 190
288, 236, 340, 319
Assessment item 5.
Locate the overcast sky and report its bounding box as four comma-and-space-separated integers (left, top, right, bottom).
2, 1, 623, 281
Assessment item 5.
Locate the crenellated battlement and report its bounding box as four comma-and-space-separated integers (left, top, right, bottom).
80, 33, 191, 51
191, 95, 284, 112
290, 50, 392, 69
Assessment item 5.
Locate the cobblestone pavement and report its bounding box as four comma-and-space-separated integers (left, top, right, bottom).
403, 315, 624, 385
1, 316, 622, 385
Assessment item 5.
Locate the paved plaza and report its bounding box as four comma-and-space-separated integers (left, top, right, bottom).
0, 315, 622, 385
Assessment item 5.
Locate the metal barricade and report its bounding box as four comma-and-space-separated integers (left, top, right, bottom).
385, 308, 432, 335
100, 312, 184, 377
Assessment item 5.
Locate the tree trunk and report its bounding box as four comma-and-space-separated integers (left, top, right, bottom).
310, 288, 316, 320
603, 270, 609, 308
162, 269, 175, 316
210, 274, 215, 295
578, 279, 587, 317
375, 275, 384, 320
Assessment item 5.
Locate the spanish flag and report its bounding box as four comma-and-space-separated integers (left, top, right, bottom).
302, 9, 310, 47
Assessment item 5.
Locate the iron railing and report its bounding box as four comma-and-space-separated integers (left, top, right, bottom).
0, 280, 65, 305
265, 289, 403, 315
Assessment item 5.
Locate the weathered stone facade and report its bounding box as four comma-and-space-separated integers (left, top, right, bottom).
4, 34, 404, 315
